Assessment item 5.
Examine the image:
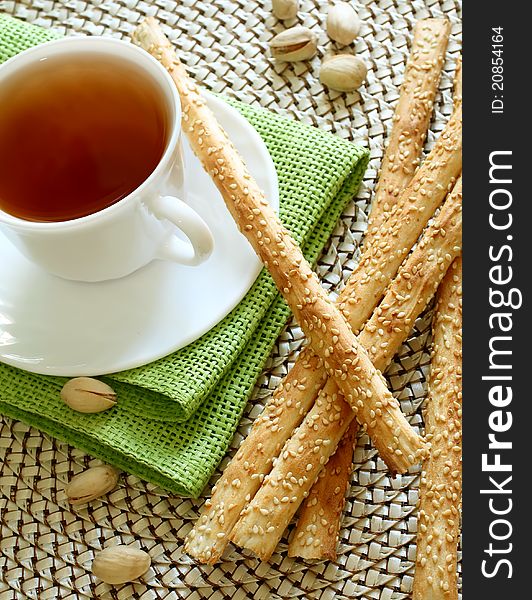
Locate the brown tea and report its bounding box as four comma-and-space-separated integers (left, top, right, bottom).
0, 52, 168, 222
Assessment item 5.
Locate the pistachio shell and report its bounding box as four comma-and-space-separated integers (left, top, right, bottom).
272, 0, 299, 20
92, 545, 151, 585
65, 464, 119, 505
320, 54, 367, 92
61, 377, 117, 413
327, 3, 361, 45
270, 26, 318, 62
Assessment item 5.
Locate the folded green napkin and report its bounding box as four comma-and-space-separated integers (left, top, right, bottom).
0, 14, 369, 497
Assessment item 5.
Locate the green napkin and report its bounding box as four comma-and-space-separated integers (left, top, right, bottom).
0, 14, 369, 497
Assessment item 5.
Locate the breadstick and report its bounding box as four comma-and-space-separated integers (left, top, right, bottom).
185, 349, 326, 563
337, 103, 461, 328
184, 107, 461, 563
231, 180, 462, 561
288, 419, 359, 560
288, 177, 462, 559
364, 18, 450, 248
412, 256, 462, 600
231, 381, 355, 558
135, 19, 424, 463
360, 179, 462, 367
290, 54, 465, 561
453, 56, 462, 105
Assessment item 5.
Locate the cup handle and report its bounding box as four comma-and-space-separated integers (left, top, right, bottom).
151, 195, 214, 266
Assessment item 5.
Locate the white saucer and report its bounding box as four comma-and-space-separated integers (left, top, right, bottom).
0, 94, 279, 376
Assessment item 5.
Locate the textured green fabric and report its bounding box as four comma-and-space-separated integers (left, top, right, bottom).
0, 14, 369, 497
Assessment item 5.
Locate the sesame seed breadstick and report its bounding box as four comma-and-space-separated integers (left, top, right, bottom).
230, 381, 355, 559
287, 419, 359, 560
185, 349, 326, 563
364, 18, 450, 249
231, 181, 462, 561
288, 177, 462, 560
289, 57, 464, 561
184, 108, 461, 564
453, 56, 462, 105
359, 177, 462, 368
337, 103, 461, 328
134, 20, 424, 461
412, 256, 462, 600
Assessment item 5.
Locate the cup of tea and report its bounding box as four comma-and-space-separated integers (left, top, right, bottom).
0, 36, 214, 282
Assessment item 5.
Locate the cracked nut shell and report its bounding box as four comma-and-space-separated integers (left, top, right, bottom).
65, 464, 119, 505
61, 377, 117, 413
270, 26, 318, 62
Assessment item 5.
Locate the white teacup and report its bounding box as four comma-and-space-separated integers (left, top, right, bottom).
0, 37, 214, 282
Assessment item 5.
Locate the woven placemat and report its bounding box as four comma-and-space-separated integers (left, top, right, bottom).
0, 0, 462, 598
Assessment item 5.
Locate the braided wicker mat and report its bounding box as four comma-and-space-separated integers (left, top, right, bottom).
0, 0, 462, 598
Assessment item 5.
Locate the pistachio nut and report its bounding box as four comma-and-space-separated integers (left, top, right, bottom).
272, 0, 299, 20
327, 2, 361, 45
61, 377, 117, 413
92, 545, 151, 585
270, 26, 318, 62
65, 464, 119, 505
320, 54, 367, 92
